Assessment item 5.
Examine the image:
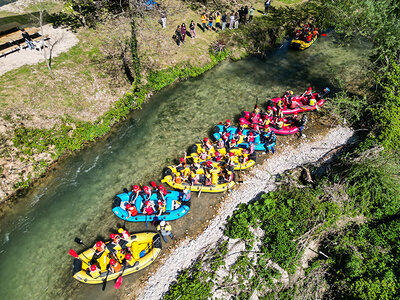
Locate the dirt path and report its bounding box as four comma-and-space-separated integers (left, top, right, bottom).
127, 126, 356, 299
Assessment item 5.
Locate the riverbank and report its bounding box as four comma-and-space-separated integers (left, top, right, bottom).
0, 0, 310, 206
131, 125, 355, 299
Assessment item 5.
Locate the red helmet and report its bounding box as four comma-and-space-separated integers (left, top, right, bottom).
240, 119, 245, 125
238, 131, 242, 135
133, 185, 140, 192
204, 137, 209, 142
110, 233, 117, 239
251, 113, 255, 117
226, 133, 230, 137
267, 106, 271, 110
110, 259, 116, 265
249, 132, 254, 136
180, 157, 185, 163
229, 152, 234, 157
252, 124, 257, 129
96, 241, 103, 248
308, 87, 312, 91
159, 185, 165, 190
143, 186, 150, 191
279, 118, 284, 121
126, 203, 131, 209
90, 264, 97, 271
215, 151, 219, 156
125, 253, 132, 260
207, 161, 213, 167
226, 119, 231, 124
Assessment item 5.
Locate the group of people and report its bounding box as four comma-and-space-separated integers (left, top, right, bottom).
200, 7, 256, 33
122, 184, 191, 217
87, 228, 135, 278
294, 24, 319, 43
174, 21, 197, 47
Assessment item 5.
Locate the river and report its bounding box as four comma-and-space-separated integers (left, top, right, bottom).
0, 34, 370, 299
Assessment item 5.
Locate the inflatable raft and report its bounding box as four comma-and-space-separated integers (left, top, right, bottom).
267, 92, 325, 115
112, 190, 190, 222
290, 35, 317, 50
188, 144, 256, 170
162, 167, 235, 193
72, 232, 161, 284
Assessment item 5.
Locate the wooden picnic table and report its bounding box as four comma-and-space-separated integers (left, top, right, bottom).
0, 22, 21, 35
0, 27, 40, 45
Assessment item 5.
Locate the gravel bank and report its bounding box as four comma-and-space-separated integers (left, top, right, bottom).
134, 126, 355, 300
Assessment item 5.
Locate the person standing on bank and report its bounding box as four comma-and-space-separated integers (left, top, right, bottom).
161, 10, 167, 28
175, 25, 182, 47
181, 23, 187, 44
249, 6, 255, 22
221, 12, 227, 30
157, 221, 174, 243
265, 0, 271, 15
190, 20, 196, 38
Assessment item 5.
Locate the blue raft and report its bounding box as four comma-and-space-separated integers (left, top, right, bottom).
212, 125, 277, 152
112, 190, 190, 222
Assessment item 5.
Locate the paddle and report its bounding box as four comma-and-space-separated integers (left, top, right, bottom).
102, 267, 110, 291
321, 33, 327, 36
114, 263, 128, 289
238, 160, 243, 183
197, 185, 203, 198
74, 237, 87, 247
150, 181, 157, 189
145, 214, 148, 229
68, 249, 89, 266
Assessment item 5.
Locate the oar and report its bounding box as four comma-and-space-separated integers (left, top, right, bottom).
68, 249, 89, 266
238, 161, 243, 183
150, 181, 157, 189
197, 185, 203, 198
114, 263, 128, 289
145, 214, 148, 229
102, 267, 110, 291
74, 237, 87, 247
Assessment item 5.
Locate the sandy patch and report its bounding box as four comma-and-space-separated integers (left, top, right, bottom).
133, 126, 355, 300
0, 24, 78, 76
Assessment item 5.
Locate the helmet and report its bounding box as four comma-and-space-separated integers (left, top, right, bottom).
96, 241, 103, 248
229, 152, 234, 157
226, 119, 231, 124
219, 138, 223, 141
118, 228, 124, 234
206, 174, 211, 178
204, 137, 209, 142
251, 113, 255, 117
90, 264, 97, 271
226, 133, 230, 137
279, 118, 284, 121
191, 173, 196, 178
267, 106, 271, 110
110, 233, 116, 239
160, 221, 166, 226
180, 157, 185, 163
159, 185, 164, 190
125, 253, 132, 260
228, 171, 232, 174
110, 259, 116, 265
215, 151, 219, 156
290, 91, 293, 95
240, 119, 245, 125
207, 161, 213, 167
238, 131, 242, 135
249, 132, 254, 136
133, 185, 140, 192
308, 87, 312, 91
143, 185, 150, 191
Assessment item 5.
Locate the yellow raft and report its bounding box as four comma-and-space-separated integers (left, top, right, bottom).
162, 167, 235, 193
72, 232, 161, 284
290, 35, 318, 50
189, 144, 255, 170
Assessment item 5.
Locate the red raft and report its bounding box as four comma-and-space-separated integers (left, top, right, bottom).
239, 114, 303, 136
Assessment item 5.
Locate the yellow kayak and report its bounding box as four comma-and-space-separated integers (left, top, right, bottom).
290, 35, 318, 50
161, 174, 235, 193
72, 232, 161, 284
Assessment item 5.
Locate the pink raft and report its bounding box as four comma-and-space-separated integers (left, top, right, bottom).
268, 92, 325, 115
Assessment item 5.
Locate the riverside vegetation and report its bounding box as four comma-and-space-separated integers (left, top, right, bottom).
162, 0, 400, 299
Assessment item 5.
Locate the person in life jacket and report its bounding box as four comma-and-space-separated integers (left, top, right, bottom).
204, 173, 212, 186
216, 138, 225, 149
176, 157, 186, 172
223, 119, 232, 131
143, 200, 155, 215
205, 160, 214, 174
253, 104, 261, 115
225, 170, 234, 182
313, 27, 318, 37
118, 228, 131, 243
129, 185, 141, 204
250, 113, 259, 124
309, 95, 317, 106
252, 123, 261, 135
239, 119, 246, 132
260, 116, 271, 128
265, 106, 274, 118
143, 185, 152, 200
204, 137, 213, 150
124, 253, 136, 267
108, 258, 122, 274
190, 172, 199, 185
226, 152, 236, 169
305, 32, 312, 42
88, 263, 101, 278
107, 233, 123, 255
276, 118, 284, 129
213, 151, 222, 162
158, 184, 167, 197
294, 29, 301, 39
181, 186, 191, 200
247, 132, 255, 143
222, 132, 230, 142
199, 148, 208, 160
157, 199, 166, 216
175, 172, 182, 184
227, 137, 237, 150
91, 241, 108, 271
125, 203, 138, 218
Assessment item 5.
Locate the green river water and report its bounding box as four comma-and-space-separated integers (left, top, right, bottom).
0, 34, 370, 299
